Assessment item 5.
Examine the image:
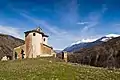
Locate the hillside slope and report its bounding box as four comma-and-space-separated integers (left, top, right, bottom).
68, 37, 120, 68
0, 34, 24, 59
0, 58, 120, 80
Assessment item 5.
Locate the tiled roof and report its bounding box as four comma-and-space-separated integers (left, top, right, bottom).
42, 43, 53, 49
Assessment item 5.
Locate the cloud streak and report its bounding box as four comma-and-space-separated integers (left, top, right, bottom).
0, 25, 23, 39
77, 22, 89, 25
16, 3, 108, 50
19, 12, 89, 49
19, 10, 105, 49
80, 4, 108, 35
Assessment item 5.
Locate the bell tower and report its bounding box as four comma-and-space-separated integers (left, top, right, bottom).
24, 27, 43, 58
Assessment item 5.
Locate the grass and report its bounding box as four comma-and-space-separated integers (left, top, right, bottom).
0, 58, 120, 80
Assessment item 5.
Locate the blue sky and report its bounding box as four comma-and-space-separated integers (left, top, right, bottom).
0, 0, 120, 50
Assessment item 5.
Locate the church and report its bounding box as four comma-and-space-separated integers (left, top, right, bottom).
13, 27, 56, 59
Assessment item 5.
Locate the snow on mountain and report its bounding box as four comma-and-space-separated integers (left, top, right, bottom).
101, 34, 120, 42
63, 34, 120, 52
101, 37, 110, 42
105, 34, 120, 37
70, 39, 98, 46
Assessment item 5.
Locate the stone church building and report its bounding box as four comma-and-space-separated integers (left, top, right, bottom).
13, 27, 56, 59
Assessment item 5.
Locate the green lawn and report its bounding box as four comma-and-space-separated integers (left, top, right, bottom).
0, 58, 120, 80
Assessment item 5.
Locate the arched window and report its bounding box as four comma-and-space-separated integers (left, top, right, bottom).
15, 52, 17, 59
44, 38, 45, 41
33, 33, 36, 36
21, 49, 25, 59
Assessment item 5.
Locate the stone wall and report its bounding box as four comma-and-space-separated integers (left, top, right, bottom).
40, 43, 52, 56
13, 45, 25, 59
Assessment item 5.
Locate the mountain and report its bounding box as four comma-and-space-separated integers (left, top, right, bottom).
68, 36, 120, 68
63, 39, 97, 52
55, 50, 62, 53
63, 34, 120, 52
0, 34, 24, 60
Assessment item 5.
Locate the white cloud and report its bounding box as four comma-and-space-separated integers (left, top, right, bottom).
81, 22, 98, 32
77, 22, 89, 25
115, 23, 120, 26
102, 4, 108, 13
0, 25, 23, 39
80, 4, 108, 35
56, 0, 79, 25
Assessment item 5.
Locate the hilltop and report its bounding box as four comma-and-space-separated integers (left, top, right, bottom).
0, 34, 24, 59
0, 58, 120, 80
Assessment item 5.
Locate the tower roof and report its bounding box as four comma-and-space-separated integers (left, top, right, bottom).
24, 27, 49, 37
36, 27, 42, 32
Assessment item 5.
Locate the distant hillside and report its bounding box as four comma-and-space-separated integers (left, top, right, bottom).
0, 34, 24, 60
55, 50, 62, 53
68, 36, 120, 68
63, 34, 120, 52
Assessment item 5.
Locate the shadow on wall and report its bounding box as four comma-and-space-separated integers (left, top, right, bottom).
15, 49, 25, 59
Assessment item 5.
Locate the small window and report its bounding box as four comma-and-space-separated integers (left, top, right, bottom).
44, 38, 45, 41
33, 33, 36, 36
15, 52, 17, 59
